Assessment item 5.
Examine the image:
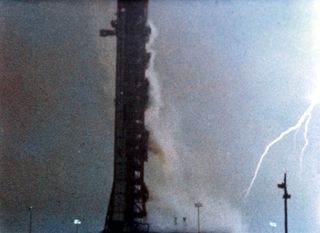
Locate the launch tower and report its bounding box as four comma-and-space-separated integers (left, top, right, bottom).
100, 0, 151, 232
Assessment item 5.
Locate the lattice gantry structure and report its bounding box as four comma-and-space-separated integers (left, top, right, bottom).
100, 1, 151, 232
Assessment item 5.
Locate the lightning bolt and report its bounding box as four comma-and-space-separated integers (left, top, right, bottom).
244, 1, 320, 200
299, 111, 312, 174
244, 103, 318, 199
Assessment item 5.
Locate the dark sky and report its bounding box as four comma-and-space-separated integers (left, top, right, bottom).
1, 1, 320, 233
1, 1, 116, 232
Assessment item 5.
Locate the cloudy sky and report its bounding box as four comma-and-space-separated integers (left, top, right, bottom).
1, 1, 320, 233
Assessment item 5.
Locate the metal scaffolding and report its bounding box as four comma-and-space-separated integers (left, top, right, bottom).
100, 1, 151, 232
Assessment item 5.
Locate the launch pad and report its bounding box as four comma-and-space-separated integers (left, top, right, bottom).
100, 1, 230, 233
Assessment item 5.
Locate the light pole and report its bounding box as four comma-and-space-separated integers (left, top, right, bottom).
28, 206, 33, 233
73, 219, 81, 233
278, 173, 291, 233
194, 202, 203, 233
269, 221, 277, 233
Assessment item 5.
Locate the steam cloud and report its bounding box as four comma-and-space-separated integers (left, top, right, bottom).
144, 21, 247, 233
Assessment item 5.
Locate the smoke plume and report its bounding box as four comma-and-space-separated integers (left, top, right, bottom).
144, 21, 247, 233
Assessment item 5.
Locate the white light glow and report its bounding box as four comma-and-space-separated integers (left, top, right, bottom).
307, 91, 320, 105
74, 219, 81, 225
269, 222, 277, 228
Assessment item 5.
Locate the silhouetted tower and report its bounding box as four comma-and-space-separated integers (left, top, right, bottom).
277, 173, 291, 233
100, 1, 151, 233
